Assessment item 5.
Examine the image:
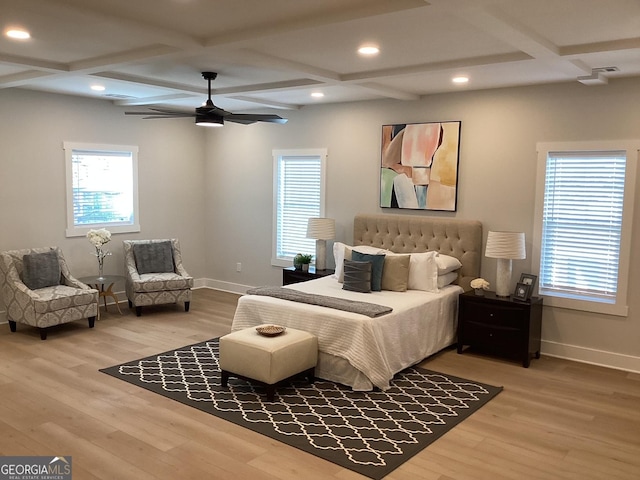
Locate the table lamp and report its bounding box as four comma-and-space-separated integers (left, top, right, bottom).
306, 218, 335, 271
485, 231, 526, 297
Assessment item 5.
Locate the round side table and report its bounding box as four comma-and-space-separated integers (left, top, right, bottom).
78, 274, 124, 318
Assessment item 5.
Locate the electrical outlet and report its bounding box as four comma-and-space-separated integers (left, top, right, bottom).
236, 262, 242, 272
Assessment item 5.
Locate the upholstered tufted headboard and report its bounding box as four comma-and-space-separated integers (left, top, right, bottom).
353, 213, 482, 291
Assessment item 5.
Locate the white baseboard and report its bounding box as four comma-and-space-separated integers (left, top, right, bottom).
541, 339, 640, 374
196, 278, 251, 294
3, 279, 639, 375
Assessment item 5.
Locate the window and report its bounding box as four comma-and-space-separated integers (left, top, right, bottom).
533, 141, 638, 316
64, 142, 140, 237
272, 149, 327, 267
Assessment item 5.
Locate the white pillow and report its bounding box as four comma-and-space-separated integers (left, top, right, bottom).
333, 243, 386, 282
407, 251, 439, 292
436, 254, 462, 274
437, 271, 459, 288
332, 242, 351, 281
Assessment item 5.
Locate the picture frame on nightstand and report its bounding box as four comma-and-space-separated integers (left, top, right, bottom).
519, 273, 537, 296
513, 282, 530, 302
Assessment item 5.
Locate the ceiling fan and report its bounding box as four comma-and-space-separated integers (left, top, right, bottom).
125, 72, 288, 127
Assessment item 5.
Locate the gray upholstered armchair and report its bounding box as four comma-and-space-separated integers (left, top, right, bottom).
123, 239, 193, 316
0, 247, 98, 340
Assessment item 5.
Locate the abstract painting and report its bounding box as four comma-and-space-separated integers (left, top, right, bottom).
380, 121, 461, 211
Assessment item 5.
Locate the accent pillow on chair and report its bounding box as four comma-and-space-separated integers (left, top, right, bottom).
133, 241, 174, 274
22, 250, 61, 290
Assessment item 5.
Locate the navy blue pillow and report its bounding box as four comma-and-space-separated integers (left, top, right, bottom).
351, 251, 385, 291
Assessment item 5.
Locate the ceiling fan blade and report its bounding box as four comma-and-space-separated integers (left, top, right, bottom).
225, 113, 288, 125
141, 115, 196, 119
125, 110, 195, 118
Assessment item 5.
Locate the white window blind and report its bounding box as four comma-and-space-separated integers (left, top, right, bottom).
64, 142, 140, 237
540, 150, 626, 303
533, 140, 638, 316
272, 149, 326, 266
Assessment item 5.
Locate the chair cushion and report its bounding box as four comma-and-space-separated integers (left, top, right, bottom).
32, 285, 98, 314
133, 241, 174, 274
132, 272, 194, 292
22, 250, 61, 290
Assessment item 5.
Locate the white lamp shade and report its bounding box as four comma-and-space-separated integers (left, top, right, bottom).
306, 218, 335, 240
485, 231, 526, 260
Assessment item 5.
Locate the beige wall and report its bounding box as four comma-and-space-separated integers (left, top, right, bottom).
0, 78, 638, 371
204, 78, 640, 371
0, 88, 208, 281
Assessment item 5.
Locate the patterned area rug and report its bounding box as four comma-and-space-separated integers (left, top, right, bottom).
101, 339, 502, 479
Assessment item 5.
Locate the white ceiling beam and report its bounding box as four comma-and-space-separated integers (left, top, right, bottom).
353, 83, 420, 101
560, 37, 640, 57
341, 52, 531, 82
0, 54, 67, 73
213, 79, 325, 96
69, 45, 182, 73
0, 70, 57, 88
231, 49, 342, 83
91, 72, 207, 95
113, 93, 198, 107
457, 7, 559, 58
203, 0, 427, 47
228, 96, 301, 111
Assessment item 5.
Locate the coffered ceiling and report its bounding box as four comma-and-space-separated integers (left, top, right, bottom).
2, 0, 639, 113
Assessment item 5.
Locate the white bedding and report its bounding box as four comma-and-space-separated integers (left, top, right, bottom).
231, 276, 462, 391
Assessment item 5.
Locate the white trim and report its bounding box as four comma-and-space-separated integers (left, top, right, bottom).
64, 141, 141, 237
533, 140, 638, 316
541, 339, 640, 374
3, 293, 638, 375
195, 278, 252, 295
271, 148, 328, 267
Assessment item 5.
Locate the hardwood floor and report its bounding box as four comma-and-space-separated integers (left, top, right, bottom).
1, 288, 638, 479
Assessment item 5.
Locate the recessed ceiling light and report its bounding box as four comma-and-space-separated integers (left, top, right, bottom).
91, 85, 106, 92
5, 29, 30, 40
358, 45, 379, 56
311, 92, 324, 98
452, 76, 469, 84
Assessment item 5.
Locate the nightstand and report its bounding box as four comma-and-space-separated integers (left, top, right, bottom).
457, 290, 543, 367
282, 266, 335, 285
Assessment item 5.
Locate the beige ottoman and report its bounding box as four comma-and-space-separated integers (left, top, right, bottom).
219, 325, 318, 401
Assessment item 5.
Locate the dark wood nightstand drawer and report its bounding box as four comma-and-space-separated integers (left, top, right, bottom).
463, 320, 522, 353
457, 290, 543, 367
463, 301, 527, 328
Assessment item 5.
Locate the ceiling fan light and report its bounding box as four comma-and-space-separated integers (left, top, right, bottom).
195, 115, 224, 127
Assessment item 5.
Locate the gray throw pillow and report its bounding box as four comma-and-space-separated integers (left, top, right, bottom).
133, 241, 174, 274
22, 250, 61, 290
342, 260, 372, 293
351, 251, 385, 291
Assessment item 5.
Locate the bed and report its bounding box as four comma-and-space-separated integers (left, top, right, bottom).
232, 213, 482, 391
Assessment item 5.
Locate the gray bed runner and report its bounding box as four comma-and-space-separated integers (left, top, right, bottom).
246, 286, 393, 318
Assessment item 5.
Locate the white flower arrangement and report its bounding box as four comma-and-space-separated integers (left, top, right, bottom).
470, 278, 490, 290
87, 229, 112, 277
86, 228, 112, 247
